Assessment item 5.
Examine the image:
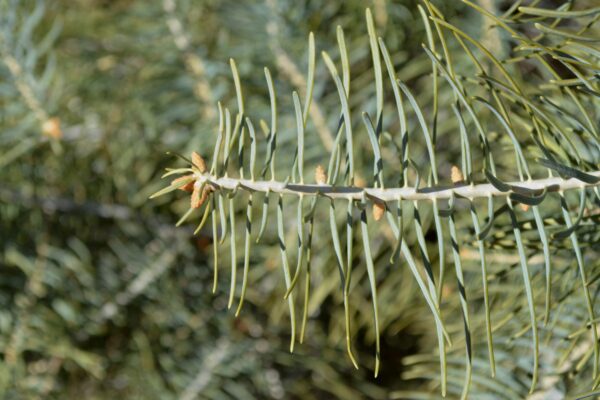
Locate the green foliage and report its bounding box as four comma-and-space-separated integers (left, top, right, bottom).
156, 0, 600, 398
1, 0, 599, 399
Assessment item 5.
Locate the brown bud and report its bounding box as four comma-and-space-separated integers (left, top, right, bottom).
451, 165, 464, 184
180, 181, 195, 192
191, 151, 207, 173
315, 165, 327, 185
191, 184, 211, 209
191, 185, 201, 208
200, 186, 211, 206
191, 184, 203, 209
42, 117, 62, 139
172, 175, 195, 192
372, 202, 385, 221
354, 176, 367, 188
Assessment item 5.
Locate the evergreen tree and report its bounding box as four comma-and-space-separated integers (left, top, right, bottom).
1, 0, 599, 398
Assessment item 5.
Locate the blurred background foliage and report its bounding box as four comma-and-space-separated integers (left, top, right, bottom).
0, 0, 598, 399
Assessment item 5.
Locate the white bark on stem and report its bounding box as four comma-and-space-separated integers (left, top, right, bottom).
195, 171, 600, 202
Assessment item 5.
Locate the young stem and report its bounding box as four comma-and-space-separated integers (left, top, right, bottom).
195, 171, 600, 202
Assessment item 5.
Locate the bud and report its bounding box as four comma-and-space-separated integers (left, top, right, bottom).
451, 165, 464, 184
191, 184, 212, 209
372, 202, 385, 221
191, 184, 201, 208
315, 165, 327, 185
199, 186, 210, 206
191, 151, 207, 173
180, 181, 195, 192
171, 175, 195, 192
355, 176, 367, 188
42, 117, 62, 139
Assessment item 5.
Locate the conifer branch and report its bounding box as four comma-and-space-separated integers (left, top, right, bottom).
192, 170, 600, 202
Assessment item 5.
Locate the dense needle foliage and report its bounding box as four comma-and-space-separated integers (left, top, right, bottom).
1, 0, 599, 399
